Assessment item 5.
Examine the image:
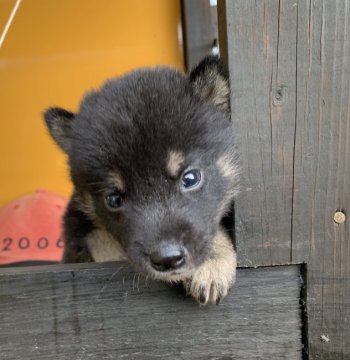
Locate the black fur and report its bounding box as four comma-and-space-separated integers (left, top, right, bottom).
44, 108, 75, 153
62, 194, 95, 263
44, 56, 238, 289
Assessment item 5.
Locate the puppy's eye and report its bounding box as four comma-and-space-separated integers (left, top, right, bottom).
181, 169, 202, 190
104, 192, 123, 210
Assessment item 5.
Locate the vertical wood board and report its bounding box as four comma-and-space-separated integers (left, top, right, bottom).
292, 1, 350, 358
219, 0, 298, 267
219, 0, 350, 358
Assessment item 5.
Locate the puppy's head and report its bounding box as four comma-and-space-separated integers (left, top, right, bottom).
44, 56, 239, 281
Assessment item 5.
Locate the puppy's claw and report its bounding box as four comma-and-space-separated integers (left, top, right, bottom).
198, 287, 207, 305
213, 285, 224, 305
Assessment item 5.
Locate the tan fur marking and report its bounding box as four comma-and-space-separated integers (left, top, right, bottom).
109, 172, 125, 192
183, 228, 236, 304
193, 73, 229, 112
216, 154, 236, 178
77, 192, 98, 222
87, 229, 127, 262
212, 76, 230, 109
166, 150, 185, 177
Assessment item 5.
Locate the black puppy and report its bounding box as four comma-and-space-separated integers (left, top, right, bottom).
44, 56, 240, 304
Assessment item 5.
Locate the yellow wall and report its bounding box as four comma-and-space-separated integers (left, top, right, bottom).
0, 0, 183, 206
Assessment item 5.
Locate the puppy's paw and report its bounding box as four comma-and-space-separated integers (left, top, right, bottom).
183, 230, 236, 305
183, 259, 236, 305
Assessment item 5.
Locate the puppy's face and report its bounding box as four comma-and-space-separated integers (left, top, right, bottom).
45, 57, 239, 281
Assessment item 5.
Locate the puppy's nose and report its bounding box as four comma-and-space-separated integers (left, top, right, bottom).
150, 244, 186, 271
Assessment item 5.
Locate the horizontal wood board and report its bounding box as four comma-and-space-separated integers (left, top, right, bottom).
0, 263, 302, 360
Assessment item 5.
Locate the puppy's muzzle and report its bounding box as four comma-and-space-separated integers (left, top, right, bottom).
150, 243, 187, 272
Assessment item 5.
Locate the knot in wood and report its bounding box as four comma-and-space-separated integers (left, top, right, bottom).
272, 85, 287, 107
334, 211, 346, 224
275, 89, 283, 101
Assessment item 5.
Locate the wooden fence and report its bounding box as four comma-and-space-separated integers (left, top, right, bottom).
218, 0, 350, 358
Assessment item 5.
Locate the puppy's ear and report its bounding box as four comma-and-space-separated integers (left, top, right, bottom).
44, 107, 75, 154
189, 55, 230, 112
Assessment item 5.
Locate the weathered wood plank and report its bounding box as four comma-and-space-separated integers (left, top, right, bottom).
219, 0, 350, 358
181, 0, 218, 70
219, 0, 297, 267
0, 263, 303, 360
292, 1, 350, 358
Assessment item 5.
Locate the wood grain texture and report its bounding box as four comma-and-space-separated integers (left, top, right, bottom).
292, 1, 350, 358
0, 263, 303, 360
219, 0, 350, 358
219, 0, 297, 267
181, 0, 218, 70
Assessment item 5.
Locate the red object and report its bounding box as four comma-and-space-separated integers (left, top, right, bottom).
0, 190, 67, 265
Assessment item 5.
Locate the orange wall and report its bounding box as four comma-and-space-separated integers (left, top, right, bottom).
0, 0, 183, 206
